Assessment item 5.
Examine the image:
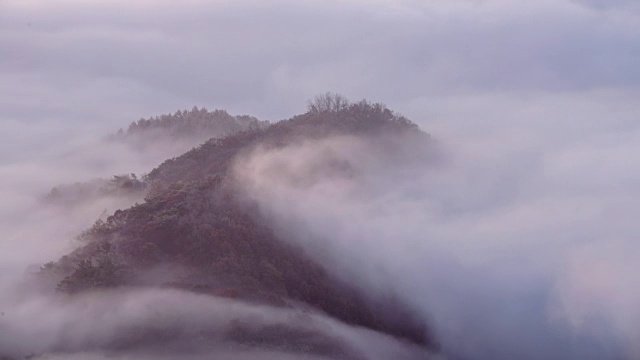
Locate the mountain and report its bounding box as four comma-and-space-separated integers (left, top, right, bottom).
43, 107, 268, 207
109, 106, 268, 146
28, 96, 437, 360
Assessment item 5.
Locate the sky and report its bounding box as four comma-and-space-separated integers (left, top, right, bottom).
2, 0, 639, 127
2, 0, 640, 359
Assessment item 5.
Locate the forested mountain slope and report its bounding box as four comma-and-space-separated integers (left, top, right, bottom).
32, 97, 437, 359
111, 106, 267, 144
43, 107, 266, 207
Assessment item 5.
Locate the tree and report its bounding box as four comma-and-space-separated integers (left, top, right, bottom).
307, 92, 350, 113
56, 241, 129, 293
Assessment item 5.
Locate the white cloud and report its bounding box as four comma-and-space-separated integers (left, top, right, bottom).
2, 0, 640, 358
231, 88, 640, 359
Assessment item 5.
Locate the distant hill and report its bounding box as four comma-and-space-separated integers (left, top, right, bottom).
44, 107, 268, 207
109, 106, 268, 146
43, 173, 146, 207
147, 98, 425, 185
35, 96, 437, 358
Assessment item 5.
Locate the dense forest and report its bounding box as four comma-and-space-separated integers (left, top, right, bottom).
27, 95, 437, 359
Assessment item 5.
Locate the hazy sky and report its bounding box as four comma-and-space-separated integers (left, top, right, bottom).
2, 1, 640, 359
2, 0, 639, 126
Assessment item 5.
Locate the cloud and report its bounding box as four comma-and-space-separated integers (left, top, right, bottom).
231, 90, 640, 359
0, 115, 237, 306
0, 288, 430, 359
2, 0, 640, 359
2, 0, 638, 124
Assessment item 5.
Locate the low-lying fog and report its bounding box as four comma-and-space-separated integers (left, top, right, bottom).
3, 90, 640, 359
3, 0, 640, 359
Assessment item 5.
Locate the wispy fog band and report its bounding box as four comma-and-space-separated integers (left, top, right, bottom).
2, 0, 640, 359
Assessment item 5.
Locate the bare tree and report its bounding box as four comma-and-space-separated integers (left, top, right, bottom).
307, 92, 350, 113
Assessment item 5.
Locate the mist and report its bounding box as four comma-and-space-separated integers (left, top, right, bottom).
3, 0, 640, 359
0, 126, 436, 359
232, 89, 640, 360
0, 287, 430, 359
0, 119, 238, 304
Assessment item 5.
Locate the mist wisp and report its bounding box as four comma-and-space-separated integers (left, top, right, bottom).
0, 113, 437, 360
232, 95, 640, 360
3, 92, 640, 359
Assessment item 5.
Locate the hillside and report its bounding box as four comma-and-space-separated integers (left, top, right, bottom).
43, 107, 267, 207
110, 106, 267, 145
147, 98, 425, 185
32, 97, 437, 359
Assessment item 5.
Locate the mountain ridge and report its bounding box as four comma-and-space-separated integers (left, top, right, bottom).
31, 96, 438, 359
